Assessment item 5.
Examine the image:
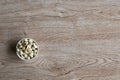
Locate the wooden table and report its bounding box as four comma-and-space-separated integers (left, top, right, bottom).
0, 0, 120, 80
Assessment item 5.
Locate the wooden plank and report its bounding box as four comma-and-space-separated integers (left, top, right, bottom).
0, 0, 120, 80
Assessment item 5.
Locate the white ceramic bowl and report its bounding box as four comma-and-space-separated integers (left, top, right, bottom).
16, 38, 39, 61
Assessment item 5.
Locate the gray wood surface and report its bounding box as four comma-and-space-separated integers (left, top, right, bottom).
0, 0, 120, 80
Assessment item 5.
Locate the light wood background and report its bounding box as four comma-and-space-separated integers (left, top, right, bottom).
0, 0, 120, 80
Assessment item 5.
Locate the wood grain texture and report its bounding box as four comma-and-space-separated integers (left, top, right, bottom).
0, 0, 120, 80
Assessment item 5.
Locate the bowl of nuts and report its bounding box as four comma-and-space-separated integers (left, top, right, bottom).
16, 38, 39, 60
